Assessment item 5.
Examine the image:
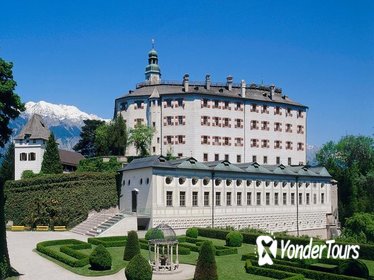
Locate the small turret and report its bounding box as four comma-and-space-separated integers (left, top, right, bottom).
145, 40, 161, 84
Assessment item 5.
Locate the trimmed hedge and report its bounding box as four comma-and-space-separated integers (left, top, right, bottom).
245, 260, 304, 280
124, 231, 140, 261
5, 172, 118, 228
60, 245, 91, 260
186, 227, 198, 238
36, 239, 90, 267
89, 245, 112, 271
226, 231, 243, 247
125, 254, 152, 280
179, 242, 237, 256
88, 236, 127, 247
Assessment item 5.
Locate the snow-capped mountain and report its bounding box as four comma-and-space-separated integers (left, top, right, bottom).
10, 101, 108, 150
306, 144, 320, 166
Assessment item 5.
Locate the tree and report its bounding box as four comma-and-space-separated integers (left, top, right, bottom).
94, 124, 111, 156
316, 135, 374, 223
0, 57, 25, 278
0, 143, 15, 183
89, 245, 112, 270
128, 124, 154, 157
123, 230, 140, 261
73, 119, 104, 157
41, 134, 63, 174
109, 114, 127, 156
194, 241, 218, 280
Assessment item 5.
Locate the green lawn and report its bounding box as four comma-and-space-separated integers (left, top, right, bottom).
36, 236, 273, 279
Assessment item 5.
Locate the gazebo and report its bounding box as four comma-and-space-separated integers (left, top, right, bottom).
148, 223, 179, 272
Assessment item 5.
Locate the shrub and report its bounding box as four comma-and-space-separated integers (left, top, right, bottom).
186, 227, 198, 238
338, 260, 369, 278
21, 170, 38, 179
145, 228, 164, 241
194, 241, 218, 280
124, 231, 140, 261
226, 231, 243, 247
88, 236, 127, 247
125, 254, 152, 280
89, 245, 112, 271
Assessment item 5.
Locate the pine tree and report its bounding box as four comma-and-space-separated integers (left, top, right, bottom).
73, 119, 104, 157
0, 57, 25, 278
194, 241, 218, 280
41, 134, 63, 174
109, 114, 127, 156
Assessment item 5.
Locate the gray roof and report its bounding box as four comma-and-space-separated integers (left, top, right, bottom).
15, 114, 50, 140
116, 81, 307, 108
58, 149, 85, 167
120, 156, 332, 179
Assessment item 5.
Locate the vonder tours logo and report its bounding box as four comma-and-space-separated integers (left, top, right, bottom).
256, 235, 360, 266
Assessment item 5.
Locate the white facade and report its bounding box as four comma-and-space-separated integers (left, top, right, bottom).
120, 156, 339, 239
115, 50, 307, 165
14, 138, 46, 180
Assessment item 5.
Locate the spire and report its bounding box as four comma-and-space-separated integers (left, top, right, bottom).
145, 39, 161, 84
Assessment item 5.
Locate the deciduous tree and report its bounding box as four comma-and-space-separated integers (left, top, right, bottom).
0, 57, 25, 278
128, 124, 154, 157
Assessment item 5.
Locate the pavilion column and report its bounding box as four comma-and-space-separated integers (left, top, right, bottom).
176, 243, 179, 265
170, 244, 173, 269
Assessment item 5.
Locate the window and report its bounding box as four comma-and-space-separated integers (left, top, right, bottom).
252, 155, 257, 162
177, 135, 185, 144
297, 125, 304, 134
214, 154, 219, 161
225, 154, 229, 161
297, 110, 304, 118
291, 193, 295, 205
176, 98, 184, 107
216, 192, 221, 206
213, 136, 220, 145
276, 157, 281, 164
286, 123, 292, 133
20, 153, 27, 161
274, 140, 282, 149
180, 191, 186, 206
286, 108, 293, 117
261, 139, 269, 148
213, 117, 220, 126
266, 193, 270, 205
227, 192, 232, 206
157, 137, 160, 143
313, 194, 317, 204
250, 120, 259, 130
192, 192, 198, 206
247, 192, 252, 205
223, 118, 230, 127
202, 99, 209, 108
235, 119, 242, 128
203, 153, 208, 161
166, 136, 172, 144
256, 192, 261, 205
237, 155, 242, 163
214, 100, 219, 108
306, 193, 310, 205
262, 105, 269, 114
288, 157, 292, 165
261, 121, 269, 130
28, 152, 36, 161
153, 146, 156, 153
165, 99, 173, 108
251, 139, 259, 147
166, 191, 173, 206
250, 104, 258, 112
204, 192, 210, 206
274, 106, 282, 115
166, 116, 173, 125
263, 156, 268, 164
274, 122, 282, 132
321, 193, 325, 204
224, 101, 230, 109
298, 193, 303, 205
223, 137, 230, 146
152, 122, 156, 127
201, 136, 209, 144
178, 116, 184, 125
274, 193, 279, 205
235, 102, 242, 110
237, 192, 242, 206
297, 143, 304, 151
283, 193, 287, 205
201, 116, 209, 125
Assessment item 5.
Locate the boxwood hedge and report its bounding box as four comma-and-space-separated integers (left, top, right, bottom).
5, 172, 118, 228
88, 236, 127, 247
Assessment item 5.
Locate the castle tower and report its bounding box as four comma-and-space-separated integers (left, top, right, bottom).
14, 114, 50, 180
145, 41, 161, 84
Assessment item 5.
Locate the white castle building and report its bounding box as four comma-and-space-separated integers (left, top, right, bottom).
119, 156, 339, 239
115, 47, 307, 165
14, 114, 84, 180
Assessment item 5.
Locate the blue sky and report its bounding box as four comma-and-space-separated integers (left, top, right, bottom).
1, 0, 373, 146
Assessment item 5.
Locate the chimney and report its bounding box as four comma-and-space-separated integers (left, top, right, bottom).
183, 74, 189, 92
205, 74, 211, 90
270, 84, 275, 99
226, 75, 233, 91
241, 80, 246, 97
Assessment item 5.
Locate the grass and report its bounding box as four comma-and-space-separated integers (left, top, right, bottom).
36, 236, 272, 279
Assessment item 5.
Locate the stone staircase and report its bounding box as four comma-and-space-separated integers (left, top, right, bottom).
71, 209, 126, 237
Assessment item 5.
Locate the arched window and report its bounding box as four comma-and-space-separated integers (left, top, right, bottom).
203, 178, 210, 186
178, 177, 186, 185
165, 176, 173, 185
28, 152, 36, 161
236, 179, 242, 186
192, 177, 198, 185
20, 153, 27, 161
